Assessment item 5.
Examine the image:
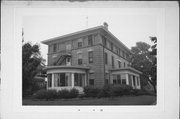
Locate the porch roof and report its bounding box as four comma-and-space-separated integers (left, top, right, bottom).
110, 67, 142, 74
44, 65, 90, 71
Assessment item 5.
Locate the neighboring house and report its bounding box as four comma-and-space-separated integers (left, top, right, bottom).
42, 23, 142, 93
33, 64, 47, 89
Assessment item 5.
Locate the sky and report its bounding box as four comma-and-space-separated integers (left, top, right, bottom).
23, 8, 158, 64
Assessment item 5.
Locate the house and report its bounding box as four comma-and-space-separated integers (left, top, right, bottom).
41, 23, 142, 93
33, 64, 47, 89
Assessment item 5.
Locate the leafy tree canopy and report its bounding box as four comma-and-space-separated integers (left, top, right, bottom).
22, 42, 45, 96
131, 38, 157, 93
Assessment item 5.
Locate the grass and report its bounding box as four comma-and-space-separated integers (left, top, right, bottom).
23, 95, 156, 105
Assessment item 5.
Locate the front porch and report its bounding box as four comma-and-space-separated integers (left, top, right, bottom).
44, 66, 89, 93
110, 67, 142, 89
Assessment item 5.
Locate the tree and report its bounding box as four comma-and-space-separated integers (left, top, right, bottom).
149, 36, 157, 93
131, 40, 157, 94
22, 42, 45, 97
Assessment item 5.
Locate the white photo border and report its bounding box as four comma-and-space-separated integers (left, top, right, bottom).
1, 1, 179, 119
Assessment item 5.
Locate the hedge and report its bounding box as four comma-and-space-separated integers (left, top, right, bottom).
84, 84, 133, 98
33, 88, 79, 100
84, 86, 101, 97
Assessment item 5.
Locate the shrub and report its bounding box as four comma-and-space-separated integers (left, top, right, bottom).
108, 84, 133, 97
97, 85, 112, 98
33, 89, 57, 100
120, 85, 133, 95
33, 89, 47, 99
57, 88, 79, 99
46, 90, 58, 100
131, 89, 155, 96
110, 85, 124, 96
84, 85, 133, 98
69, 88, 79, 98
34, 88, 79, 100
84, 86, 101, 97
57, 89, 70, 99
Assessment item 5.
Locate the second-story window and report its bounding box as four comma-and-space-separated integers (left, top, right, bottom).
88, 35, 93, 46
118, 61, 121, 68
104, 52, 108, 65
53, 44, 57, 52
78, 53, 82, 65
88, 51, 93, 63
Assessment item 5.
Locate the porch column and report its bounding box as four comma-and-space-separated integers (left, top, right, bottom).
135, 76, 138, 89
46, 76, 48, 89
126, 73, 129, 85
138, 77, 141, 89
71, 73, 74, 87
52, 73, 54, 88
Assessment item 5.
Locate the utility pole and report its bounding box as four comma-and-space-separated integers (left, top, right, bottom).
22, 28, 24, 43
86, 16, 88, 28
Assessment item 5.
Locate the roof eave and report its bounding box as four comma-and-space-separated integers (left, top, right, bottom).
110, 67, 142, 74
101, 27, 132, 54
41, 26, 104, 45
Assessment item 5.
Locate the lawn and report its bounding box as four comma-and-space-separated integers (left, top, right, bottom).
23, 95, 156, 105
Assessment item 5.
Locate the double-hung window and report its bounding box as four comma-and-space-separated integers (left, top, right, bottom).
78, 53, 83, 65
88, 35, 93, 46
88, 51, 93, 63
89, 73, 95, 86
53, 44, 57, 52
78, 42, 82, 48
118, 61, 121, 68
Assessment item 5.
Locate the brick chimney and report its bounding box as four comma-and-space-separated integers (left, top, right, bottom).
103, 22, 108, 30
